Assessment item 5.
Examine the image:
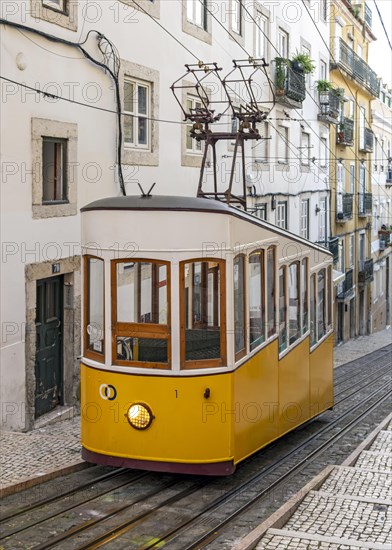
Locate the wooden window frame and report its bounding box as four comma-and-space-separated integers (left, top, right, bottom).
42, 137, 68, 204
317, 268, 326, 342
266, 246, 277, 338
234, 254, 247, 362
248, 250, 265, 351
301, 258, 309, 335
180, 258, 227, 370
123, 77, 151, 150
111, 258, 171, 369
288, 261, 300, 345
278, 265, 287, 353
84, 255, 105, 363
310, 273, 317, 347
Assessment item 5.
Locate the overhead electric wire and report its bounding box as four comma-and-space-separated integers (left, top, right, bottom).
373, 0, 392, 51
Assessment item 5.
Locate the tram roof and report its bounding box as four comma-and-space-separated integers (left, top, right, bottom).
81, 195, 332, 257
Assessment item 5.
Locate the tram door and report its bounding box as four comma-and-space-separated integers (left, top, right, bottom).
35, 277, 63, 418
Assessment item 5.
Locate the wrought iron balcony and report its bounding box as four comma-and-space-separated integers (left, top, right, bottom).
336, 193, 353, 221
337, 268, 354, 299
336, 117, 354, 146
379, 229, 392, 250
315, 236, 339, 264
318, 90, 341, 123
364, 3, 372, 27
358, 192, 372, 217
358, 258, 374, 285
359, 127, 374, 152
332, 37, 380, 97
275, 60, 306, 108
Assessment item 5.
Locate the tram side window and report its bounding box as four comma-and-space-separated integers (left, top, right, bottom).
278, 266, 287, 353
85, 256, 105, 361
327, 265, 332, 329
310, 273, 317, 346
318, 269, 326, 339
182, 260, 226, 368
249, 251, 265, 351
288, 262, 300, 345
266, 247, 276, 337
234, 255, 246, 360
114, 260, 170, 368
301, 258, 308, 334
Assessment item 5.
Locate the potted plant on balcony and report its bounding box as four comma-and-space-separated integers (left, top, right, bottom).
274, 57, 288, 96
316, 80, 333, 92
290, 51, 316, 74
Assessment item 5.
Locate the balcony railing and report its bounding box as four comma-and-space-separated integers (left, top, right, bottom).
318, 90, 341, 123
315, 236, 340, 264
337, 268, 354, 299
379, 229, 392, 250
337, 117, 354, 146
336, 193, 353, 221
275, 60, 306, 108
358, 258, 374, 285
359, 127, 374, 152
332, 37, 380, 97
358, 192, 372, 216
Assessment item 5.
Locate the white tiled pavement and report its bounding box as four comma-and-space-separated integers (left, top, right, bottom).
255, 421, 392, 550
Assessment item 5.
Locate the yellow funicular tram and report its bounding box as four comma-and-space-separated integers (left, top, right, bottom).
81, 195, 334, 475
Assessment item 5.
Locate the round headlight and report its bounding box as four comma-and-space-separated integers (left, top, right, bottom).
126, 403, 154, 430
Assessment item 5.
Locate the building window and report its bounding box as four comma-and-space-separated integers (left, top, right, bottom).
186, 96, 203, 154
276, 201, 287, 229
300, 132, 310, 166
336, 161, 345, 215
278, 266, 287, 353
255, 203, 267, 220
348, 100, 355, 120
231, 0, 242, 35
113, 259, 170, 368
255, 12, 267, 58
124, 78, 150, 149
288, 262, 300, 345
318, 197, 327, 242
181, 259, 226, 368
349, 234, 355, 268
187, 0, 207, 29
349, 163, 355, 194
32, 118, 77, 219
320, 137, 328, 167
373, 138, 378, 171
31, 0, 77, 30
320, 59, 327, 82
121, 60, 159, 166
277, 126, 289, 163
267, 247, 276, 338
42, 138, 67, 203
300, 199, 309, 239
255, 120, 269, 162
278, 28, 289, 58
249, 251, 265, 351
42, 0, 67, 12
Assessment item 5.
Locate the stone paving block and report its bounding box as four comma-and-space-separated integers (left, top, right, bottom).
320, 467, 391, 501
256, 532, 364, 549
355, 451, 392, 473
0, 417, 81, 488
368, 431, 392, 453
283, 492, 391, 545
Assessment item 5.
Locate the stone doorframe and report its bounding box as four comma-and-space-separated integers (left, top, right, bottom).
25, 256, 81, 430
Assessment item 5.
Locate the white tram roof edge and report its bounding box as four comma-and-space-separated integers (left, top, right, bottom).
81, 195, 333, 257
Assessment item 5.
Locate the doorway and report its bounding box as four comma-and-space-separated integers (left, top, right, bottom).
35, 276, 63, 418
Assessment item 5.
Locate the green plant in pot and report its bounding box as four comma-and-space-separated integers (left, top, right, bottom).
274, 57, 288, 95
316, 80, 333, 92
291, 51, 316, 74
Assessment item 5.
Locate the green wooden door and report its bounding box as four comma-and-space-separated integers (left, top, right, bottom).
35, 277, 63, 418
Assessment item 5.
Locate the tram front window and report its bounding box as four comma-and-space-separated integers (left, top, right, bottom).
182, 260, 226, 367
113, 260, 170, 368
